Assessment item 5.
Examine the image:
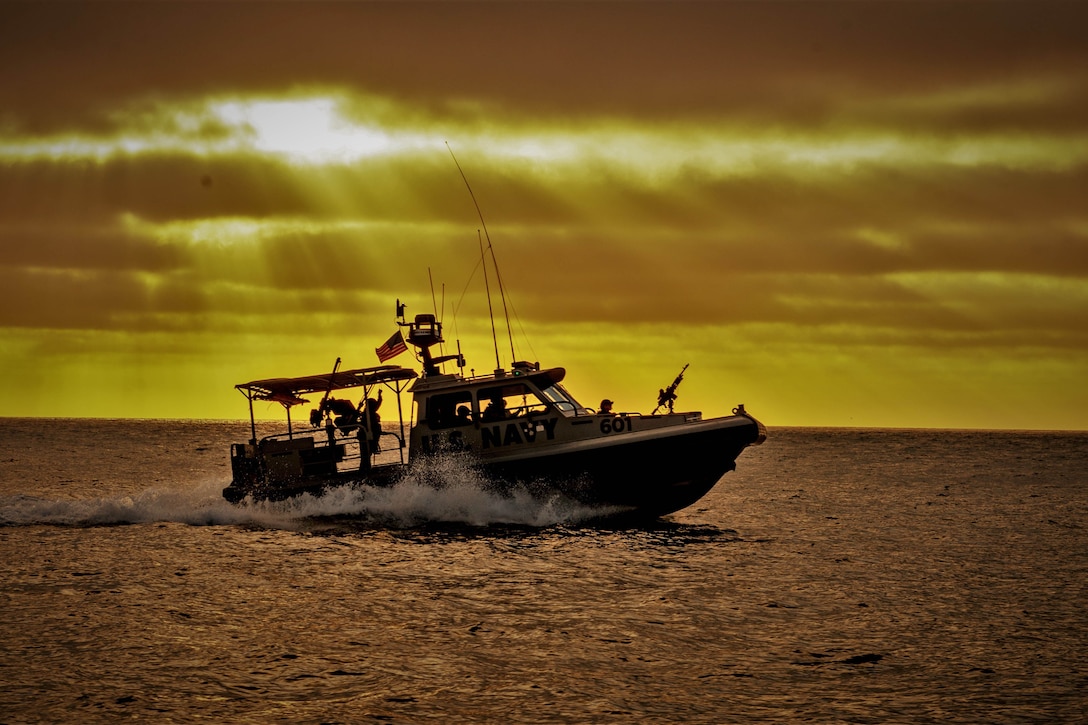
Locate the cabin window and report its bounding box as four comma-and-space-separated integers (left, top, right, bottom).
538, 383, 587, 417
477, 383, 549, 422
425, 392, 474, 429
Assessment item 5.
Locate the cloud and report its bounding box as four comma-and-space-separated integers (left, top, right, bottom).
1, 88, 1085, 340
1, 2, 1086, 425
3, 2, 1086, 120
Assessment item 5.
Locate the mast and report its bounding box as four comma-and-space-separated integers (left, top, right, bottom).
428, 267, 446, 371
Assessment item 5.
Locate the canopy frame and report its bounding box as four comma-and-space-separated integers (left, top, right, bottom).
237, 365, 418, 448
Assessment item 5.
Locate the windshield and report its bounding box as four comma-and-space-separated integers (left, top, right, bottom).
538, 383, 587, 417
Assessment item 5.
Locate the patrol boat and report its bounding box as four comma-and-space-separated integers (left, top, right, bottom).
223, 305, 767, 519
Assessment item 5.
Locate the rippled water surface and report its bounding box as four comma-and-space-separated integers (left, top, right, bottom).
1, 420, 1086, 723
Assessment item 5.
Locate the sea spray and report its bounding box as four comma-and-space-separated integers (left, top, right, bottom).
238, 453, 618, 528
0, 478, 272, 528
0, 455, 618, 529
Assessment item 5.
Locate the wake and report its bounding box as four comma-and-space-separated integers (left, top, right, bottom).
0, 460, 617, 530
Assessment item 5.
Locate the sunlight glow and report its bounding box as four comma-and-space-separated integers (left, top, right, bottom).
2, 90, 1086, 180
209, 97, 428, 162
120, 213, 373, 247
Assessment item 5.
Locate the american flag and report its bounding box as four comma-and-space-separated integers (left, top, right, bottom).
375, 330, 408, 362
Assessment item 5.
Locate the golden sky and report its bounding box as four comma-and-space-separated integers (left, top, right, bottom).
1, 2, 1086, 429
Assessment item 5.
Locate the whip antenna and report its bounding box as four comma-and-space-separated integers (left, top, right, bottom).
479, 232, 501, 372
446, 142, 516, 366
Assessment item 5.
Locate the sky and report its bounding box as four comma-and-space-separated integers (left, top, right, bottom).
1, 1, 1087, 429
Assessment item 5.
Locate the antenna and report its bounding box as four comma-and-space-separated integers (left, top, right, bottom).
488, 235, 517, 364
446, 142, 516, 368
428, 267, 446, 372
479, 232, 501, 373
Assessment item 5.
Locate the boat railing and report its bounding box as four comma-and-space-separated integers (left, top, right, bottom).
259, 423, 407, 469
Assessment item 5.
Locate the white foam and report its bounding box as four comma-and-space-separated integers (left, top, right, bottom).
0, 458, 616, 529
231, 455, 615, 527
0, 478, 277, 528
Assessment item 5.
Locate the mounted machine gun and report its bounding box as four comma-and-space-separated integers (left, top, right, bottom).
653, 363, 689, 415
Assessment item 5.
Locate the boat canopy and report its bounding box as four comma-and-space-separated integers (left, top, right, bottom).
237, 365, 418, 407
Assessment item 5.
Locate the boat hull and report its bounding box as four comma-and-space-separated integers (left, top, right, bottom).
223, 414, 764, 519
480, 414, 763, 517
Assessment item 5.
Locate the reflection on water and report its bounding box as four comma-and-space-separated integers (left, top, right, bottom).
1, 422, 1086, 722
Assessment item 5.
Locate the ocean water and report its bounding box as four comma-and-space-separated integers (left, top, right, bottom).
1, 419, 1086, 723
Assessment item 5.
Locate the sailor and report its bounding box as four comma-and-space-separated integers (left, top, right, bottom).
599, 399, 614, 415
482, 396, 506, 422
363, 389, 383, 452
456, 405, 472, 424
